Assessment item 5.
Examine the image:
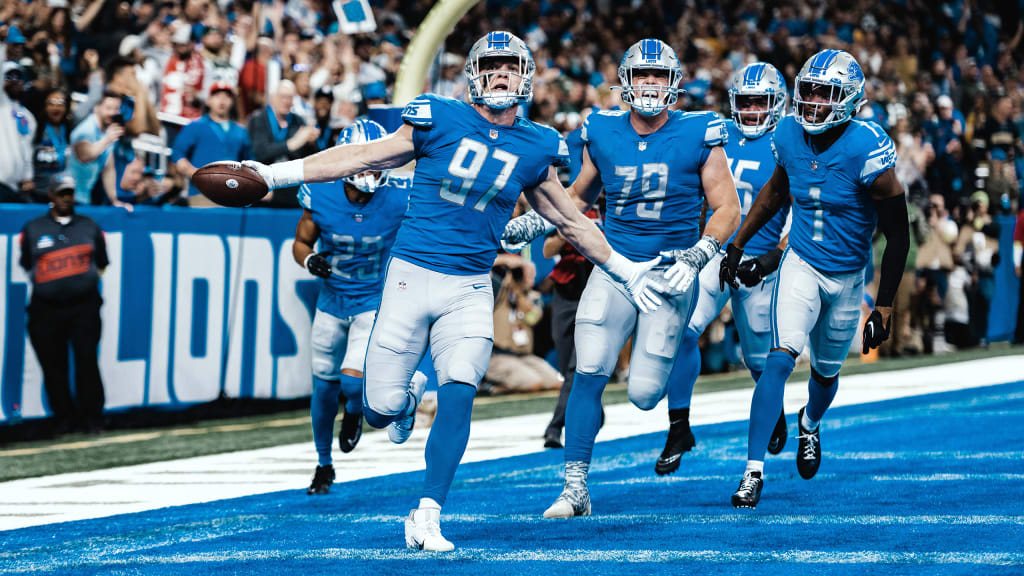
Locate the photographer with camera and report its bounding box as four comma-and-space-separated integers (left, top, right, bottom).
67, 90, 133, 210
484, 253, 563, 396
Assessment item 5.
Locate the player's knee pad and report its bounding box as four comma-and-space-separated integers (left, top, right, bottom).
627, 378, 665, 411
363, 384, 408, 419
810, 367, 838, 386
311, 353, 340, 382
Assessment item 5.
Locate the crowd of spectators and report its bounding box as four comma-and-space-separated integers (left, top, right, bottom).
2, 0, 1023, 356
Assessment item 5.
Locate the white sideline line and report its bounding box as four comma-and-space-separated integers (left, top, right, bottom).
0, 355, 1021, 532
10, 549, 1024, 567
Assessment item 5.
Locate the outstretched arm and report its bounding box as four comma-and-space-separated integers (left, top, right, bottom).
526, 167, 662, 312
246, 124, 417, 189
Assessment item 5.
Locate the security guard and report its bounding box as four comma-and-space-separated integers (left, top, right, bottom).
19, 176, 109, 435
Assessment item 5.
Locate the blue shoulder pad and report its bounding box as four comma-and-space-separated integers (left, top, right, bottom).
703, 113, 728, 147
402, 95, 436, 128
297, 183, 313, 210
855, 120, 897, 187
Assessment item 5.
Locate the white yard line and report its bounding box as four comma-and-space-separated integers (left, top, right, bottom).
0, 355, 1020, 532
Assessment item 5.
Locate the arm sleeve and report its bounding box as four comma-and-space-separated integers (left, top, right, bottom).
170, 122, 196, 163
698, 113, 728, 166
297, 183, 313, 210
401, 95, 438, 155
19, 230, 31, 271
859, 129, 897, 187
874, 193, 910, 307
94, 224, 110, 270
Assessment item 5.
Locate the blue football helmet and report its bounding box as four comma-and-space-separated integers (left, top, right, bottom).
729, 62, 787, 139
465, 31, 535, 110
793, 49, 865, 135
618, 39, 684, 116
337, 118, 390, 193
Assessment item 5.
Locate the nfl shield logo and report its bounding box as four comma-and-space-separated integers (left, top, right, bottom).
638, 141, 647, 151
811, 160, 818, 170
353, 213, 364, 223
489, 129, 499, 140
397, 281, 407, 291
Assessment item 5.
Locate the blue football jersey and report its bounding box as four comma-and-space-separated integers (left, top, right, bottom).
583, 109, 727, 260
298, 176, 411, 317
772, 116, 896, 273
391, 93, 570, 275
720, 120, 790, 256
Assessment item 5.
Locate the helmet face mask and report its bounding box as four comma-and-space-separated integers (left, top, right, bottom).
618, 39, 683, 117
337, 119, 390, 193
466, 32, 535, 110
728, 62, 787, 139
792, 49, 865, 135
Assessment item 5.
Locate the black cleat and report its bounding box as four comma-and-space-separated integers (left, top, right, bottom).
306, 465, 335, 495
767, 409, 788, 455
731, 471, 763, 508
339, 410, 363, 454
543, 431, 563, 449
796, 406, 821, 479
655, 414, 696, 476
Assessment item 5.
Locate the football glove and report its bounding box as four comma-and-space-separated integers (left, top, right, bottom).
304, 252, 332, 278
501, 210, 555, 253
241, 159, 305, 191
736, 247, 783, 287
661, 235, 721, 293
719, 243, 744, 290
601, 252, 663, 313
861, 309, 891, 354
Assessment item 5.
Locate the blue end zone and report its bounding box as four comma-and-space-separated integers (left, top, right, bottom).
4, 382, 1024, 575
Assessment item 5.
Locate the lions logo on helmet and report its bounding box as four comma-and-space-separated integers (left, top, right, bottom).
337, 119, 390, 193
618, 39, 684, 117
465, 31, 535, 110
729, 62, 787, 139
793, 49, 866, 135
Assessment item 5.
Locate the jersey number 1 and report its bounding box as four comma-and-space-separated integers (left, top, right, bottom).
441, 138, 520, 212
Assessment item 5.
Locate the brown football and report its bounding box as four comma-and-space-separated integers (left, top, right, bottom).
192, 161, 269, 207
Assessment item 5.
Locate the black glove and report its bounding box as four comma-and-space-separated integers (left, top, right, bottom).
736, 247, 784, 287
861, 309, 891, 354
719, 243, 744, 290
305, 252, 332, 278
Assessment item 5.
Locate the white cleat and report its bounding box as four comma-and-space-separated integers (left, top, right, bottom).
542, 488, 592, 519
387, 371, 429, 444
404, 508, 455, 552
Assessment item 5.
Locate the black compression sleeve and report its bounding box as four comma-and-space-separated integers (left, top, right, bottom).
874, 194, 911, 308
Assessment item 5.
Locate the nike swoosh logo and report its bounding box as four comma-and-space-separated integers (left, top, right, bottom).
472, 283, 488, 290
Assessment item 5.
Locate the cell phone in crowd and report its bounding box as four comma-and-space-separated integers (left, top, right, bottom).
119, 96, 135, 124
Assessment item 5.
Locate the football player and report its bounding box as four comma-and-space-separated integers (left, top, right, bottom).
657, 62, 792, 476
292, 119, 422, 495
720, 50, 908, 508
241, 31, 662, 551
503, 39, 740, 519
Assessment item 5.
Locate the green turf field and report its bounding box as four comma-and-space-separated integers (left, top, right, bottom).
0, 345, 1018, 482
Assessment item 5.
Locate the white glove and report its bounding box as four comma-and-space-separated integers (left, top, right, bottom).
501, 210, 555, 253
241, 159, 305, 191
661, 235, 721, 293
600, 251, 664, 313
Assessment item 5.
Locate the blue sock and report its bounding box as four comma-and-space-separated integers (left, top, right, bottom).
749, 368, 763, 385
564, 372, 610, 463
747, 350, 796, 462
667, 330, 701, 410
422, 382, 476, 507
806, 374, 838, 424
339, 374, 363, 415
311, 377, 341, 466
